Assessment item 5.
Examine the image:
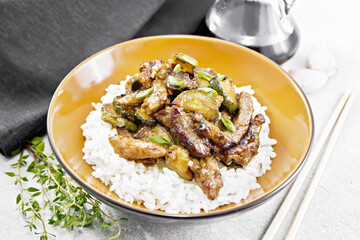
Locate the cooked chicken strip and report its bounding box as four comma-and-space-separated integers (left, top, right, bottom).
224, 114, 265, 165
189, 156, 223, 200
137, 72, 153, 89
196, 118, 237, 149
167, 71, 197, 90
115, 91, 144, 107
125, 74, 141, 93
116, 128, 133, 137
109, 135, 167, 160
155, 61, 171, 80
134, 158, 158, 167
139, 60, 171, 88
138, 61, 159, 88
166, 146, 193, 180
141, 80, 170, 115
230, 91, 254, 142
154, 106, 211, 158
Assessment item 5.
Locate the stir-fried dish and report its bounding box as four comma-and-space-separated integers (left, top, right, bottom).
102, 53, 265, 200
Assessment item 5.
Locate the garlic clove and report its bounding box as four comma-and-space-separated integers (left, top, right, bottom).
289, 69, 329, 94
307, 47, 338, 77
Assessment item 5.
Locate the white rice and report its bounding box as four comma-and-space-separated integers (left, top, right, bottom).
81, 81, 277, 214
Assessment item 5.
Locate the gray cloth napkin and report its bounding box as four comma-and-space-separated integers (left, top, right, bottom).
0, 0, 214, 156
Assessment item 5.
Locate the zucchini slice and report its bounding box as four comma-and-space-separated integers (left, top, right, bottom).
209, 77, 238, 113
175, 52, 198, 67
112, 97, 137, 122
172, 90, 221, 121
101, 104, 137, 132
193, 68, 216, 88
135, 107, 156, 125
173, 52, 198, 74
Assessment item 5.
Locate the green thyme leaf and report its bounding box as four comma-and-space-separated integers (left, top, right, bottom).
136, 87, 154, 99
168, 76, 184, 88
5, 172, 16, 177
175, 52, 198, 67
27, 187, 39, 192
221, 116, 236, 132
173, 63, 182, 72
8, 137, 125, 239
35, 142, 45, 152
32, 192, 42, 197
29, 137, 43, 146
11, 147, 21, 157
197, 71, 213, 81
16, 194, 21, 204
197, 87, 218, 96
100, 222, 111, 231
148, 136, 172, 146
40, 235, 48, 240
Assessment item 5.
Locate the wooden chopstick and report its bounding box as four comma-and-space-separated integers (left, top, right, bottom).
262, 89, 357, 240
284, 89, 357, 239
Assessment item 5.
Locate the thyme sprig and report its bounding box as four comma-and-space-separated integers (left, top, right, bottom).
6, 137, 126, 240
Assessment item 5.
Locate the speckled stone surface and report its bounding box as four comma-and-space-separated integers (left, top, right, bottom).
1, 0, 360, 239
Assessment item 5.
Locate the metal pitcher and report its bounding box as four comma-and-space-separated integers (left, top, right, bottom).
206, 0, 299, 64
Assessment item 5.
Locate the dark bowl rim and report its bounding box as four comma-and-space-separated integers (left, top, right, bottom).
47, 34, 314, 219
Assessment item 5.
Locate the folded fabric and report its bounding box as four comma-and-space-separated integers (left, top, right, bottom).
134, 0, 213, 37
0, 0, 214, 156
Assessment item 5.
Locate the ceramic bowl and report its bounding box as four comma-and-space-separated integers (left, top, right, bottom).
47, 35, 314, 221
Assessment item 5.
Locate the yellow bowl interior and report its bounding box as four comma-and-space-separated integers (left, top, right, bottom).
48, 35, 313, 216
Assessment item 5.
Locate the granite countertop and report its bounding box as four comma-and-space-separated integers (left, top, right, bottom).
1, 0, 360, 239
